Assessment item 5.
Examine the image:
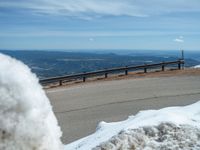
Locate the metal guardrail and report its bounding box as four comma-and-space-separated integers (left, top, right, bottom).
40, 59, 184, 86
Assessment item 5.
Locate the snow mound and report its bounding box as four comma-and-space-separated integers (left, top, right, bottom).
194, 65, 200, 68
65, 101, 200, 150
0, 53, 63, 150
94, 123, 200, 150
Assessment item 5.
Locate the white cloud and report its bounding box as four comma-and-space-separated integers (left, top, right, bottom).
0, 0, 145, 18
174, 39, 184, 43
1, 0, 200, 19
174, 36, 184, 43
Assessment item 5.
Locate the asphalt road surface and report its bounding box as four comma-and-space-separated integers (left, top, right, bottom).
46, 75, 200, 144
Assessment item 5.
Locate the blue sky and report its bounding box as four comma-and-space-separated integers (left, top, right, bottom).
0, 0, 200, 51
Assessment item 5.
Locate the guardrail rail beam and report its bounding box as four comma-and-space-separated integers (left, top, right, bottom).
39, 59, 185, 86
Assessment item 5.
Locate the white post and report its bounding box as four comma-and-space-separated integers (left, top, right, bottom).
181, 49, 184, 60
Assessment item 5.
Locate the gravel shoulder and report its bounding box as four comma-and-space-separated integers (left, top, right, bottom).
46, 69, 200, 144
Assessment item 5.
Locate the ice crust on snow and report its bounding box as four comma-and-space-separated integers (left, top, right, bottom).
65, 101, 200, 150
0, 53, 63, 150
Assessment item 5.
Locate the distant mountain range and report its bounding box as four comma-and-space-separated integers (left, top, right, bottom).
0, 50, 200, 79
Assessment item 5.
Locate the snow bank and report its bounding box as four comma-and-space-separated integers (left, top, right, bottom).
94, 123, 200, 150
0, 53, 63, 150
65, 101, 200, 150
194, 65, 200, 68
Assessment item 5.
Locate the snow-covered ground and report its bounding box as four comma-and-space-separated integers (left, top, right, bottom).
194, 65, 200, 68
65, 101, 200, 150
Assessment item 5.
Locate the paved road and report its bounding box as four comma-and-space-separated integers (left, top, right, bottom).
46, 75, 200, 144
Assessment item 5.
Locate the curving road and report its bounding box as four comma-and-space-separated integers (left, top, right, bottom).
46, 75, 200, 144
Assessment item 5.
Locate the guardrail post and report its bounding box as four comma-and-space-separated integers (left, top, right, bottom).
125, 70, 128, 75
83, 76, 86, 82
105, 73, 108, 78
162, 62, 165, 71
144, 64, 147, 73
178, 62, 181, 70
125, 66, 128, 75
59, 80, 62, 86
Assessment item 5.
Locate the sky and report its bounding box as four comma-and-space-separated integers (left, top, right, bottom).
0, 0, 200, 51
